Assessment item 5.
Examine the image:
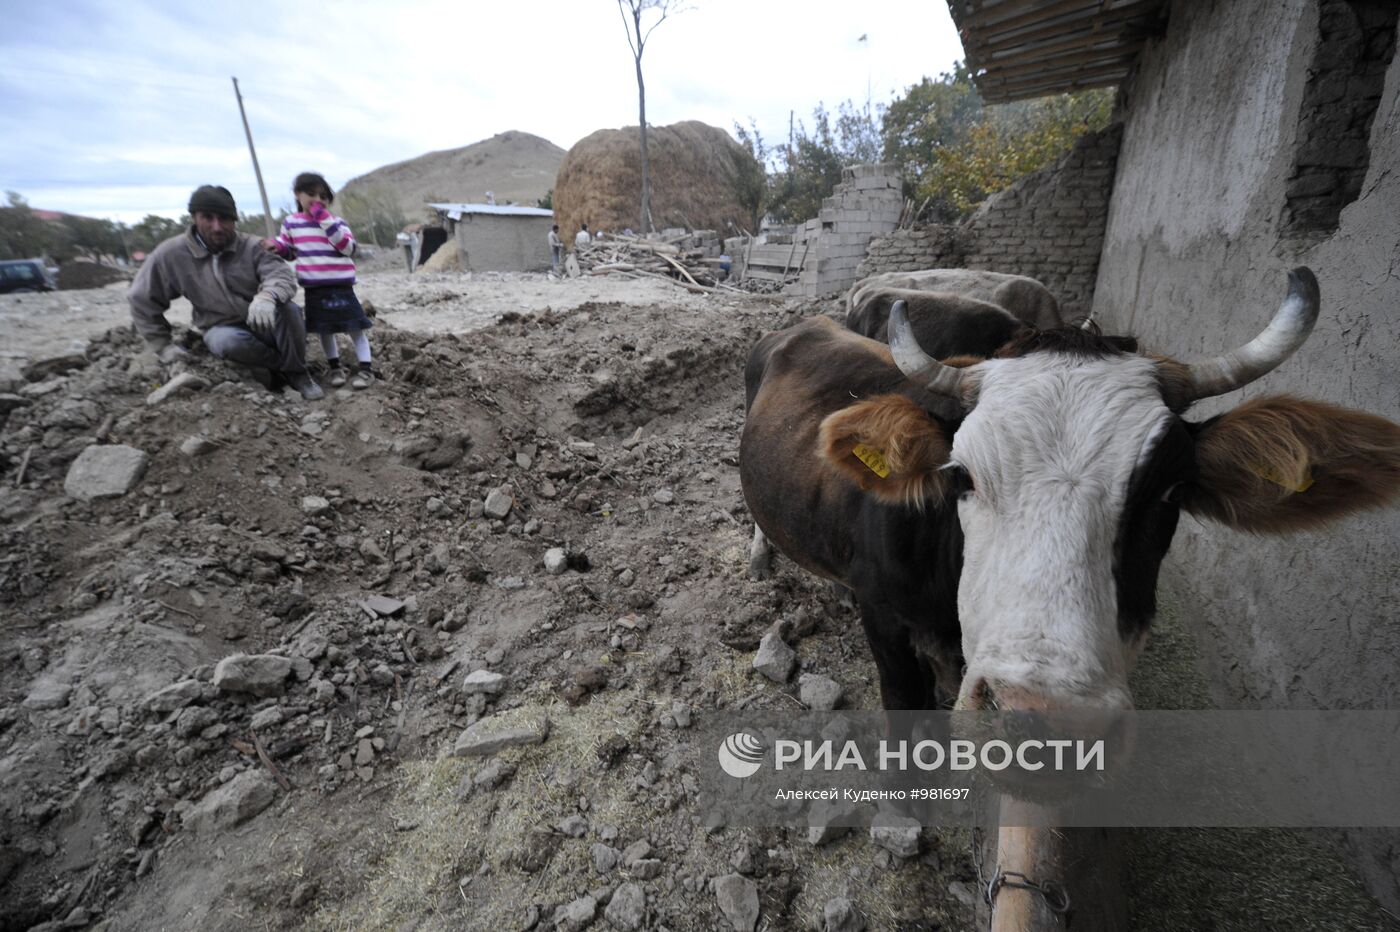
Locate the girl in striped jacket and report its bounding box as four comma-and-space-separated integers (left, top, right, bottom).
263, 172, 376, 389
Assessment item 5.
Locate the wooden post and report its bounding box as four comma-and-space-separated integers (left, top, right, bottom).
231, 77, 275, 239
979, 800, 1128, 932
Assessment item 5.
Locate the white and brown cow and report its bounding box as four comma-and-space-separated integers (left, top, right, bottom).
741, 268, 1400, 716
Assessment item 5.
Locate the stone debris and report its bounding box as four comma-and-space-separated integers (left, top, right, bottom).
462, 669, 507, 696
553, 894, 597, 932
179, 434, 218, 457
213, 653, 293, 697
22, 680, 73, 711
145, 371, 209, 405
823, 896, 865, 932
799, 673, 843, 711
870, 812, 922, 859
185, 770, 277, 834
63, 443, 149, 500
301, 495, 331, 515
752, 631, 797, 683
483, 485, 514, 519
543, 547, 568, 574
605, 883, 646, 930
712, 873, 760, 932
452, 713, 549, 757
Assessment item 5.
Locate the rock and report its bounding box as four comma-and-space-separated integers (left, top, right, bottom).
0, 393, 32, 415
753, 631, 796, 683
22, 352, 88, 382
301, 495, 331, 516
484, 486, 514, 519
948, 880, 978, 910
799, 673, 843, 711
807, 798, 857, 846
63, 444, 150, 501
712, 873, 760, 932
146, 371, 209, 405
823, 897, 865, 932
355, 739, 375, 766
452, 713, 549, 757
185, 771, 277, 834
651, 489, 675, 505
462, 669, 507, 696
249, 706, 284, 730
173, 705, 219, 738
629, 859, 663, 880
604, 882, 646, 930
621, 839, 652, 866
22, 680, 72, 711
555, 814, 588, 837
179, 435, 217, 457
143, 679, 205, 713
553, 895, 597, 931
870, 812, 921, 859
213, 653, 292, 697
543, 547, 568, 575
591, 843, 619, 873
361, 594, 405, 617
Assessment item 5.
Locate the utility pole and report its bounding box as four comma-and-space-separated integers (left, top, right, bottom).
231, 77, 275, 238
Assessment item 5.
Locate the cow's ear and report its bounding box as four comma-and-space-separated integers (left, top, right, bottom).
819, 394, 952, 506
1183, 395, 1400, 533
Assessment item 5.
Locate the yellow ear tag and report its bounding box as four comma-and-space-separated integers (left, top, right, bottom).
1249, 462, 1314, 493
852, 443, 891, 478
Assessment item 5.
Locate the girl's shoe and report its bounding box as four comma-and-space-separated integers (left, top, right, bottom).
328, 367, 348, 388
351, 368, 373, 390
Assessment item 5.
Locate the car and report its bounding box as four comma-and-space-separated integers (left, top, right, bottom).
0, 258, 58, 294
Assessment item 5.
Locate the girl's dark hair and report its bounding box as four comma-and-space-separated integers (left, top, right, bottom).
293, 172, 334, 205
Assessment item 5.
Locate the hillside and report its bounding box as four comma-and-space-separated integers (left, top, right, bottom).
339, 130, 565, 225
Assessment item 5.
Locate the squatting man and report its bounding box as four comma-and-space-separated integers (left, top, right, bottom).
128, 185, 324, 400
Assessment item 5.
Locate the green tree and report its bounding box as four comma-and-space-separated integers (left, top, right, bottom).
881, 63, 984, 185
880, 62, 1113, 221
731, 122, 770, 233
0, 191, 55, 260
536, 189, 554, 211
765, 106, 846, 224
129, 214, 183, 253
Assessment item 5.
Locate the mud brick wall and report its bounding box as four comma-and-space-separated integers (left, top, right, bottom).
785, 164, 904, 297
856, 124, 1123, 319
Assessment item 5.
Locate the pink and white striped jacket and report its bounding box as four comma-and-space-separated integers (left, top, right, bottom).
270, 203, 357, 287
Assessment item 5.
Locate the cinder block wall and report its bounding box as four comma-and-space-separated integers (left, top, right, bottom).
451, 214, 556, 273
856, 125, 1122, 319
785, 164, 904, 297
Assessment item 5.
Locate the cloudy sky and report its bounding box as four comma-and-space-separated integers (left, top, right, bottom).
0, 1, 964, 224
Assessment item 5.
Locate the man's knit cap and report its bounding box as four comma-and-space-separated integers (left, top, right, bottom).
188, 185, 237, 220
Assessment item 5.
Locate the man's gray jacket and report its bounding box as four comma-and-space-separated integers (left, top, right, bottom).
128, 227, 297, 351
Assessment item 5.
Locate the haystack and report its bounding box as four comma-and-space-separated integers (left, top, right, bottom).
553, 121, 758, 240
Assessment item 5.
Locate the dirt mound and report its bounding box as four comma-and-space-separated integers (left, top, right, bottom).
340, 130, 565, 224
57, 261, 130, 291
0, 280, 1389, 932
554, 120, 759, 240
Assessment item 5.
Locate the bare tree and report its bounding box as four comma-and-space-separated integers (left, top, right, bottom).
617, 0, 686, 234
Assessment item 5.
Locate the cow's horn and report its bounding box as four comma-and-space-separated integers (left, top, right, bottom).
1182, 268, 1320, 401
889, 300, 968, 398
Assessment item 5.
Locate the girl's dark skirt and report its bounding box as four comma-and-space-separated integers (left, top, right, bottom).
303, 284, 373, 334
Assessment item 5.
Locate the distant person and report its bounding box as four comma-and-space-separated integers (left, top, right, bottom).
263, 172, 376, 390
484, 191, 496, 206
129, 184, 323, 400
575, 223, 591, 249
548, 224, 563, 273
594, 229, 605, 241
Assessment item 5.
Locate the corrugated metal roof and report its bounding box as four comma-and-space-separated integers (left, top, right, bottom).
948, 0, 1169, 103
428, 203, 553, 219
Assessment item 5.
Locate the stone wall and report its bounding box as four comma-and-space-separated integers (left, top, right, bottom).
448, 213, 556, 273
856, 125, 1123, 319
784, 164, 904, 297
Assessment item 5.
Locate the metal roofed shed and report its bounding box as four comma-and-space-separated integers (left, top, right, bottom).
427, 202, 556, 273
948, 0, 1169, 103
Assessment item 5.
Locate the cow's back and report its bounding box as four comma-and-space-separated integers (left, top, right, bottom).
849, 269, 1064, 331
845, 287, 1027, 361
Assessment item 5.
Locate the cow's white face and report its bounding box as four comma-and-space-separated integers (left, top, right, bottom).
950, 352, 1174, 711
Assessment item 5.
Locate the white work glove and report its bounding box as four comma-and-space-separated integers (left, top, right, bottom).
247, 296, 277, 334
157, 344, 189, 364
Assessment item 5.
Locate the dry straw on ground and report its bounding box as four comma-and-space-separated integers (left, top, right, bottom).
554, 120, 758, 241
